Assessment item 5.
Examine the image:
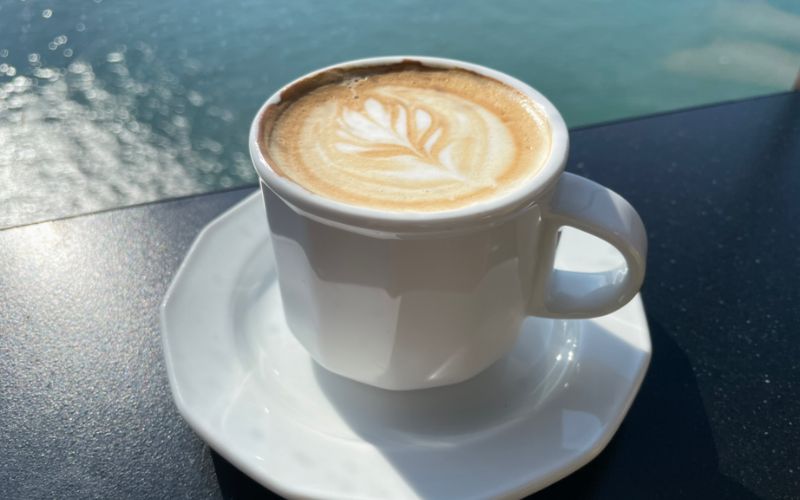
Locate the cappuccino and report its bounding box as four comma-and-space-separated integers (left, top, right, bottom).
259, 63, 551, 211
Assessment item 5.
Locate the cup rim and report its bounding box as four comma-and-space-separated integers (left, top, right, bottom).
249, 56, 569, 235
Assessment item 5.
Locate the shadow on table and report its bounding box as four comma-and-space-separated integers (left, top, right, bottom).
534, 321, 758, 499
208, 320, 757, 499
211, 451, 281, 500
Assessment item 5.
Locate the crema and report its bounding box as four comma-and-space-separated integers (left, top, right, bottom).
259, 64, 551, 211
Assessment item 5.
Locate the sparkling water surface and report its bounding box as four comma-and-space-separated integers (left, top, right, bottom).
1, 0, 799, 227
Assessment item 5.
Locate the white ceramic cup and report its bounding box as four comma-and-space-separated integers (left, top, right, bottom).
249, 56, 647, 391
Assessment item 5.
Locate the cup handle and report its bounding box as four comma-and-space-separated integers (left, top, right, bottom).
528, 172, 647, 318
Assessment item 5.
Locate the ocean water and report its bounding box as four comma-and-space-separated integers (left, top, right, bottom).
1, 0, 799, 228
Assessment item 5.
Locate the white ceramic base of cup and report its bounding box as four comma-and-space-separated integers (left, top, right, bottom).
161, 192, 651, 499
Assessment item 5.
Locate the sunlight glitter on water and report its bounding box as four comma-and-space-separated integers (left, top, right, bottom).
0, 48, 251, 227
0, 0, 798, 227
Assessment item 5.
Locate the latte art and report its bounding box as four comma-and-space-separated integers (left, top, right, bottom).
334, 95, 469, 183
332, 88, 515, 188
260, 65, 551, 211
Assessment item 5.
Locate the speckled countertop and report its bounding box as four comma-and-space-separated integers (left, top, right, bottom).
1, 92, 798, 499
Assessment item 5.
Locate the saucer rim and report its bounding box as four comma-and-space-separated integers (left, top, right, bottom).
160, 193, 305, 498
160, 191, 651, 499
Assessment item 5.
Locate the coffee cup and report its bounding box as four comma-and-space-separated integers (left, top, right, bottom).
249, 56, 646, 390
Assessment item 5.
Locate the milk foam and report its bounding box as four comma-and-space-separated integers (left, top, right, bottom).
261, 66, 551, 211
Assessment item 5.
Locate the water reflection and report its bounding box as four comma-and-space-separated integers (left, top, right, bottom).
1, 0, 798, 227
0, 1, 255, 228
665, 1, 800, 88
0, 44, 255, 227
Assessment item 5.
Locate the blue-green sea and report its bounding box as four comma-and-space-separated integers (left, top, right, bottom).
1, 0, 799, 227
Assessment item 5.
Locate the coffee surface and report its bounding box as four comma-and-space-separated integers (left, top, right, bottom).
260, 65, 551, 211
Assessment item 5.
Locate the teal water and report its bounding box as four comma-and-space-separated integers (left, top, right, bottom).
1, 0, 799, 227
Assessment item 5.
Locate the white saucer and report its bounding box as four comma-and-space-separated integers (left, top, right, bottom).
161, 192, 651, 499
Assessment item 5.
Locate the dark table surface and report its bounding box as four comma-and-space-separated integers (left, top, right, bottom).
2, 92, 798, 500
